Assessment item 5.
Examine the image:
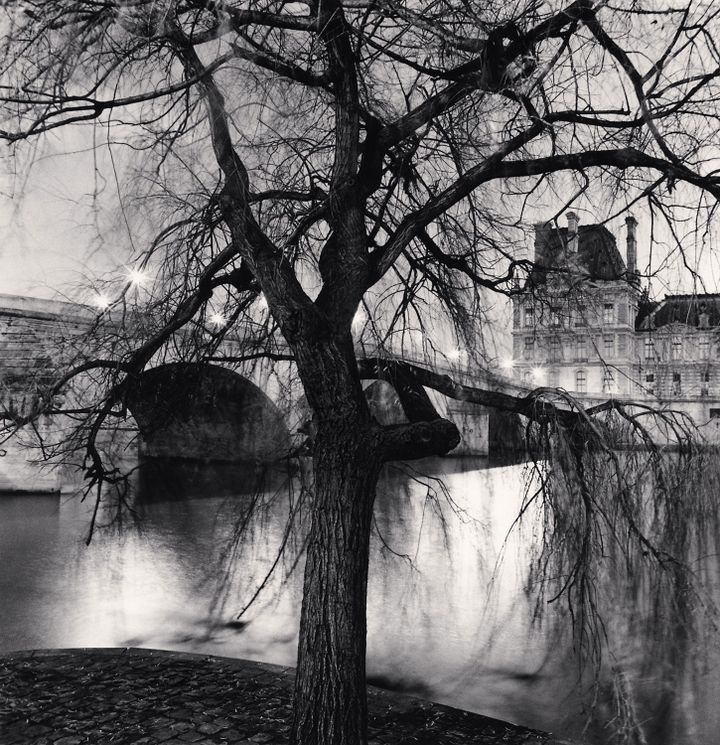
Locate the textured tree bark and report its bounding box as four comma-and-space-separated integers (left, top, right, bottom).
287, 333, 458, 745
290, 422, 383, 745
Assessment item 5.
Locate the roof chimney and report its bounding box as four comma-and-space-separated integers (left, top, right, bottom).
566, 212, 579, 253
533, 221, 550, 262
625, 213, 637, 276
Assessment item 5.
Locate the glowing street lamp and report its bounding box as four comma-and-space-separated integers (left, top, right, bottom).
93, 294, 111, 310
127, 267, 149, 287
448, 348, 467, 363
500, 358, 515, 371
209, 312, 227, 327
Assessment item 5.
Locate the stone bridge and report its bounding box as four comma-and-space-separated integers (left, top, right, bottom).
0, 294, 522, 492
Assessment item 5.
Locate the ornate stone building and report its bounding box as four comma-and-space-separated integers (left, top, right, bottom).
510, 213, 720, 429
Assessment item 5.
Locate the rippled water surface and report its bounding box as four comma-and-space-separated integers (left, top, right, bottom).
1, 457, 719, 744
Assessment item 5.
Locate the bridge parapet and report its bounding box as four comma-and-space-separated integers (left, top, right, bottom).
0, 295, 102, 414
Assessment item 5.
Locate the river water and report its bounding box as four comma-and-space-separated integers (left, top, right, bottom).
1, 457, 719, 744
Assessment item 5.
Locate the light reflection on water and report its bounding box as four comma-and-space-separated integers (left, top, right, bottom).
0, 458, 718, 743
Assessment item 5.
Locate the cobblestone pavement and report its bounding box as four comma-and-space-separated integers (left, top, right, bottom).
0, 648, 576, 744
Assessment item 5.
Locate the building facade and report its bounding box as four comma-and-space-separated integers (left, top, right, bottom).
510, 213, 720, 428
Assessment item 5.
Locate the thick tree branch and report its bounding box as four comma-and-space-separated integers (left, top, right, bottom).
583, 9, 688, 168
381, 418, 460, 462
227, 41, 331, 88
371, 146, 720, 282
185, 2, 318, 38
167, 16, 317, 337
314, 0, 372, 325
357, 0, 591, 195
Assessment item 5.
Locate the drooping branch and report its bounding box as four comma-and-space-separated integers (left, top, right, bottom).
357, 356, 698, 445
417, 229, 530, 295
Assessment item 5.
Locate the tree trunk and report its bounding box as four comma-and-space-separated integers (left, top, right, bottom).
291, 423, 382, 745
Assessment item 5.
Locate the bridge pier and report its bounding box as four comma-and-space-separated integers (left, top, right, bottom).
444, 401, 490, 457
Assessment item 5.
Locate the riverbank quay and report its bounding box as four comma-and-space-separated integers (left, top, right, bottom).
0, 648, 578, 745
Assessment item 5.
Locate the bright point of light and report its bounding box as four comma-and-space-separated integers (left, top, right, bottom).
127, 268, 149, 286
94, 294, 111, 310
501, 358, 514, 369
209, 312, 226, 327
532, 367, 544, 380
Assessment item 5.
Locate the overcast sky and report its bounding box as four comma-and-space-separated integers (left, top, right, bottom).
0, 129, 716, 304
0, 128, 132, 301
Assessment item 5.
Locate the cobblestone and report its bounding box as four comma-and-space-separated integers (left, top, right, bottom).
0, 649, 575, 744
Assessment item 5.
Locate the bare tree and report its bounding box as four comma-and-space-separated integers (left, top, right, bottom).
3, 1, 720, 743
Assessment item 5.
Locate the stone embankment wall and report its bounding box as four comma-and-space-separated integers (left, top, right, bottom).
0, 295, 100, 492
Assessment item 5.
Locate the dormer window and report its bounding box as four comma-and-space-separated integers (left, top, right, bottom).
524, 306, 534, 328
672, 336, 683, 360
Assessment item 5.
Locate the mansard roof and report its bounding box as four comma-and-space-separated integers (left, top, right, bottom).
638, 293, 720, 330
529, 222, 627, 286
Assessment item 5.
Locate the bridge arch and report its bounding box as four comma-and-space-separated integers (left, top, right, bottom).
127, 362, 291, 464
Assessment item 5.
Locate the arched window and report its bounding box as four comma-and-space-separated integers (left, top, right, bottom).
576, 369, 587, 394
